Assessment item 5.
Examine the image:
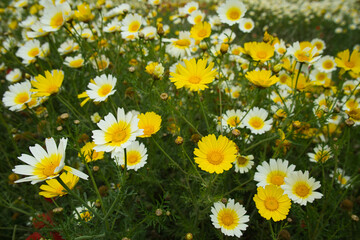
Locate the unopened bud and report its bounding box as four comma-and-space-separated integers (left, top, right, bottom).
74, 120, 80, 124
56, 126, 63, 131
273, 64, 283, 73
128, 66, 135, 72
351, 214, 359, 221
60, 113, 69, 120
93, 166, 99, 172
232, 129, 241, 136
166, 211, 171, 216
53, 207, 64, 213
345, 119, 355, 126
220, 43, 229, 54
138, 32, 144, 38
185, 233, 193, 240
221, 198, 227, 204
155, 209, 163, 216
160, 92, 168, 101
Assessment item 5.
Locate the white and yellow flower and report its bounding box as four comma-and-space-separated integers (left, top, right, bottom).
12, 137, 88, 184
282, 170, 323, 205
233, 154, 254, 173
164, 31, 194, 58
210, 198, 249, 237
308, 145, 332, 163
243, 107, 273, 135
2, 80, 32, 111
217, 0, 247, 26
114, 141, 148, 171
254, 158, 296, 187
121, 13, 143, 40
5, 68, 22, 83
314, 56, 337, 73
92, 108, 144, 154
85, 74, 117, 102
221, 109, 245, 133
64, 54, 85, 68
239, 18, 254, 33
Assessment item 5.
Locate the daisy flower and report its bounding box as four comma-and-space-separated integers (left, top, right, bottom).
79, 142, 104, 163
140, 26, 157, 39
234, 154, 254, 173
314, 56, 337, 73
85, 74, 117, 103
239, 18, 254, 33
137, 112, 162, 138
194, 134, 237, 174
245, 69, 279, 88
311, 38, 326, 54
210, 199, 249, 237
190, 21, 212, 41
64, 54, 85, 68
274, 39, 287, 55
307, 145, 332, 163
114, 141, 148, 171
12, 137, 88, 184
187, 10, 205, 25
287, 41, 321, 64
92, 107, 143, 154
104, 4, 130, 18
74, 202, 94, 222
6, 68, 22, 83
164, 31, 194, 58
221, 109, 245, 133
330, 168, 351, 188
335, 49, 360, 73
2, 80, 32, 111
253, 185, 291, 222
217, 0, 247, 26
244, 42, 274, 62
183, 1, 199, 15
91, 54, 110, 71
58, 39, 80, 55
121, 13, 142, 40
15, 39, 41, 64
218, 29, 236, 43
39, 172, 79, 198
31, 70, 64, 97
282, 170, 323, 205
40, 2, 69, 32
169, 58, 217, 91
243, 107, 273, 135
74, 2, 95, 22
254, 158, 296, 187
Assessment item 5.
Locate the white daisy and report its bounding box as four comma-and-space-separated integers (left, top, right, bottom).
341, 96, 360, 112
86, 74, 117, 102
164, 31, 194, 58
121, 13, 143, 40
243, 107, 273, 135
183, 1, 199, 15
314, 56, 337, 73
40, 2, 69, 32
254, 158, 296, 187
234, 154, 254, 173
12, 137, 88, 184
239, 18, 254, 33
64, 54, 85, 68
58, 39, 79, 55
15, 39, 41, 64
2, 80, 31, 111
218, 28, 236, 43
221, 109, 245, 133
140, 26, 157, 40
330, 168, 351, 188
103, 18, 121, 33
217, 0, 247, 26
311, 38, 326, 54
187, 10, 205, 25
5, 68, 22, 83
92, 107, 144, 155
210, 199, 249, 237
307, 145, 332, 163
282, 170, 323, 205
113, 141, 148, 171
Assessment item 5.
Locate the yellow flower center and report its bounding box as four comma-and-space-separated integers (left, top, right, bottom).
323, 60, 334, 69
244, 22, 252, 30
97, 60, 108, 70
314, 151, 329, 163
174, 39, 191, 48
47, 84, 59, 94
295, 51, 310, 62
69, 59, 84, 68
294, 183, 310, 197
197, 29, 208, 37
346, 100, 358, 109
80, 211, 92, 222
194, 15, 202, 24
226, 7, 241, 20
34, 153, 62, 178
270, 174, 285, 186
98, 84, 112, 97
14, 92, 30, 104
345, 61, 355, 68
256, 51, 267, 59
237, 156, 248, 166
207, 151, 224, 165
248, 116, 264, 129
105, 122, 130, 146
264, 197, 279, 211
278, 48, 286, 54
221, 213, 234, 226
143, 125, 155, 136
315, 43, 323, 50
316, 73, 326, 81
126, 151, 141, 165
50, 12, 64, 29
227, 116, 240, 127
218, 209, 238, 230
128, 21, 140, 32
188, 76, 201, 84
338, 175, 347, 185
188, 6, 197, 13
28, 47, 39, 58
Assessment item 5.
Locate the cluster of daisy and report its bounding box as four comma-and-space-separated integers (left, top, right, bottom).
0, 0, 359, 238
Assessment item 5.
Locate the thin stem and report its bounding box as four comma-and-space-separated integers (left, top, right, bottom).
181, 144, 206, 185
198, 93, 210, 132
268, 220, 277, 240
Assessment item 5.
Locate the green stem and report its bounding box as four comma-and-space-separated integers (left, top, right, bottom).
181, 144, 206, 185
268, 220, 277, 240
198, 93, 210, 132
74, 233, 106, 240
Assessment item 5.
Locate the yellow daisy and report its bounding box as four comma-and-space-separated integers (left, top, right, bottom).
39, 172, 79, 198
335, 49, 360, 73
74, 2, 95, 22
244, 42, 275, 62
194, 134, 237, 174
170, 58, 217, 91
253, 184, 291, 222
79, 142, 104, 163
245, 69, 279, 88
137, 112, 162, 138
190, 21, 211, 41
31, 70, 64, 97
